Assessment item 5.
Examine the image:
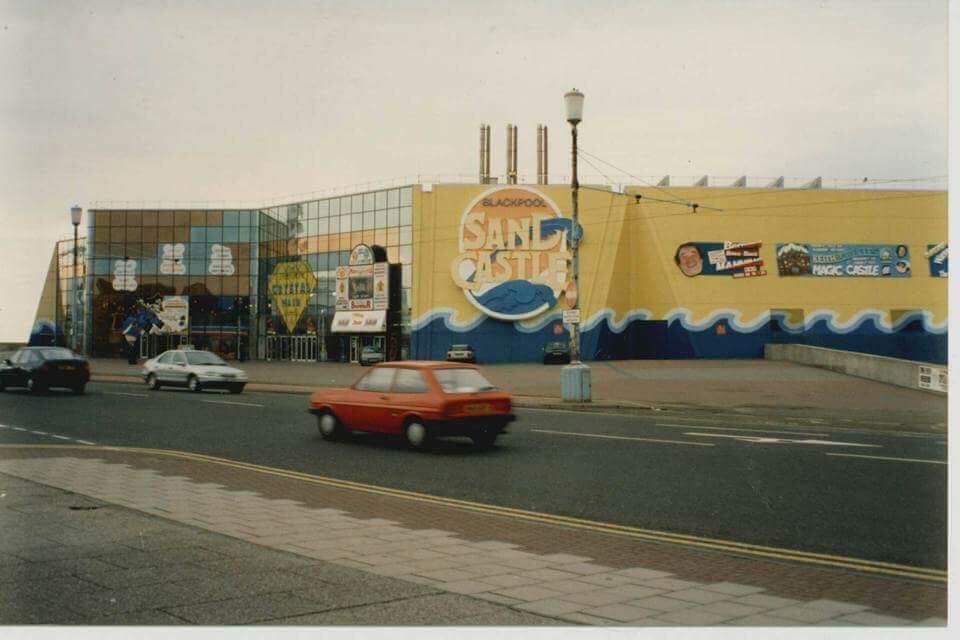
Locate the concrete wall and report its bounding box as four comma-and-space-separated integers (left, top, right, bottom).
765, 343, 947, 394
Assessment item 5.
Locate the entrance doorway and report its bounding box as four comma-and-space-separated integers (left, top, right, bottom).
349, 336, 360, 363
266, 335, 318, 362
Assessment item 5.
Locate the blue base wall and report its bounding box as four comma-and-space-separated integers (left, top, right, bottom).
412, 315, 947, 365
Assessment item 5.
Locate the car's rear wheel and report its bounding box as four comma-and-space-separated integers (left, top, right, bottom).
228, 384, 244, 394
187, 375, 201, 393
404, 420, 432, 450
72, 384, 86, 395
317, 412, 344, 441
26, 376, 44, 394
146, 373, 161, 391
471, 426, 498, 449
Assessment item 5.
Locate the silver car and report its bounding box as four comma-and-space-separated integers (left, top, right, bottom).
142, 349, 247, 394
359, 346, 385, 366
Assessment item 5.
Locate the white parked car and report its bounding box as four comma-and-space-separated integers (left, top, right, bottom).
142, 349, 247, 394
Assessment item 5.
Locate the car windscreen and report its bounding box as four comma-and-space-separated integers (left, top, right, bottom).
450, 345, 472, 350
546, 342, 566, 349
434, 368, 496, 393
185, 352, 227, 366
38, 348, 77, 360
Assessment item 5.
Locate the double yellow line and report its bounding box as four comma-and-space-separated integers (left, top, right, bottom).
1, 444, 946, 584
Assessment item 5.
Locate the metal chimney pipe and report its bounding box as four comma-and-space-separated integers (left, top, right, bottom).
542, 125, 548, 185
536, 125, 543, 184
511, 124, 518, 184
484, 125, 491, 182
505, 125, 513, 184
479, 124, 486, 184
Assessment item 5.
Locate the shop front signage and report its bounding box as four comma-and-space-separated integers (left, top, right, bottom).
776, 243, 911, 277
159, 243, 186, 275
562, 309, 580, 325
451, 186, 582, 321
268, 261, 317, 332
152, 296, 189, 335
332, 244, 390, 333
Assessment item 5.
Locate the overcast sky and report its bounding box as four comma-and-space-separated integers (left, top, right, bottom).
0, 0, 952, 341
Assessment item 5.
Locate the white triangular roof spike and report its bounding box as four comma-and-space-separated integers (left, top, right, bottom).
656, 175, 670, 187
731, 176, 747, 187
693, 175, 708, 187
767, 176, 785, 188
802, 177, 822, 189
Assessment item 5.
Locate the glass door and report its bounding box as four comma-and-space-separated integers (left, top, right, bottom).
349, 336, 360, 363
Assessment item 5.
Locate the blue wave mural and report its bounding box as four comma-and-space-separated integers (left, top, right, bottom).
411, 308, 946, 364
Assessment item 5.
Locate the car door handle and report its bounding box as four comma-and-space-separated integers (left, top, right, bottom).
378, 395, 389, 400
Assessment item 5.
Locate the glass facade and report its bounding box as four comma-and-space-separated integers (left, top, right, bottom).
82, 186, 414, 360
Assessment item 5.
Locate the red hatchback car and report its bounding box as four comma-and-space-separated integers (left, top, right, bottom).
308, 362, 515, 450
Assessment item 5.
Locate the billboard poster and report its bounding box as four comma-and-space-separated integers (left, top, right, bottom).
674, 242, 766, 278
925, 243, 948, 278
336, 245, 390, 312
268, 261, 317, 331
776, 243, 911, 277
151, 296, 189, 335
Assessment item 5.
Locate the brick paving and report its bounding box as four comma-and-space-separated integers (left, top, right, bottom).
0, 447, 946, 627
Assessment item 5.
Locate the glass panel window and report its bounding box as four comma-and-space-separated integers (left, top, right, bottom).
223, 227, 239, 242
363, 192, 375, 211
206, 227, 223, 243
329, 198, 340, 216
402, 265, 412, 288
363, 211, 375, 230
340, 215, 351, 233
239, 226, 251, 242
339, 196, 352, 215
355, 367, 396, 392
387, 189, 400, 208
328, 215, 340, 234
238, 210, 251, 226
400, 207, 412, 226
224, 211, 240, 226
399, 245, 412, 264
317, 200, 329, 217
351, 212, 362, 231
392, 368, 428, 393
375, 211, 387, 229
387, 209, 399, 227
400, 226, 412, 245
351, 194, 363, 213
400, 187, 412, 206
434, 368, 496, 393
317, 218, 329, 235
375, 190, 388, 210
191, 227, 206, 243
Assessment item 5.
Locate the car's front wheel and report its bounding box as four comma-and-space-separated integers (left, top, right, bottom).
26, 376, 44, 394
228, 384, 244, 394
146, 373, 161, 391
317, 412, 344, 441
187, 375, 201, 393
404, 420, 432, 450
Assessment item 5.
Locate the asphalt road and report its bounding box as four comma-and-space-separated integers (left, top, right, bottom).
0, 381, 947, 570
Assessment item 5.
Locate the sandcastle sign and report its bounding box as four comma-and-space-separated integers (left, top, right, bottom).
268, 261, 317, 332
451, 186, 582, 321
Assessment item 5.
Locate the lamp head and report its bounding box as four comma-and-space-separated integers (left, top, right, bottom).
70, 205, 82, 226
564, 88, 584, 125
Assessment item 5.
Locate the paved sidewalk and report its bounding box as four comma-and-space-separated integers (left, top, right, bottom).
0, 448, 946, 627
89, 357, 948, 430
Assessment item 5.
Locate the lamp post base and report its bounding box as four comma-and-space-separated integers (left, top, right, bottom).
560, 362, 592, 402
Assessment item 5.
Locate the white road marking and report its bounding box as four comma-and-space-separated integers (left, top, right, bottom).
685, 433, 881, 448
103, 391, 150, 398
11, 427, 27, 432
29, 430, 48, 436
50, 435, 71, 441
826, 453, 946, 465
74, 440, 97, 446
657, 423, 826, 437
532, 428, 714, 447
200, 399, 264, 408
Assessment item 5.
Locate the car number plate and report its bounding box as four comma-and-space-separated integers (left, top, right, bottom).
463, 403, 491, 414
60, 365, 75, 370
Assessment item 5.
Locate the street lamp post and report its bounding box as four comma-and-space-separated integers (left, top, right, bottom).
70, 205, 82, 352
560, 88, 591, 402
